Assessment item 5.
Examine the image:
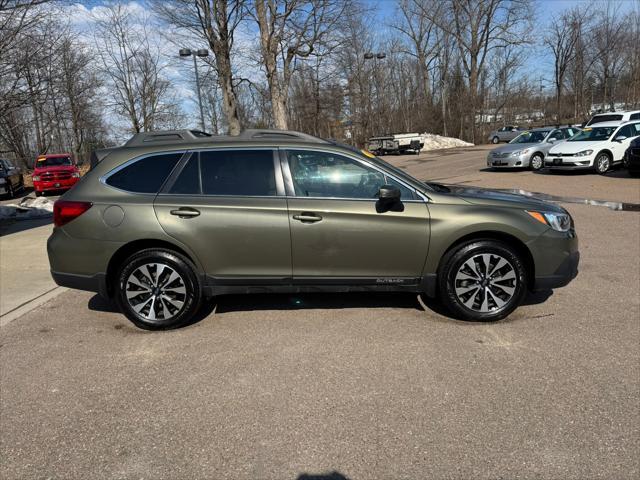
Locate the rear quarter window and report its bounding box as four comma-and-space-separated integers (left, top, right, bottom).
105, 153, 183, 193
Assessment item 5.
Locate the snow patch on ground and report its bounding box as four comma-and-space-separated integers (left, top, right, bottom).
0, 196, 54, 221
420, 133, 474, 151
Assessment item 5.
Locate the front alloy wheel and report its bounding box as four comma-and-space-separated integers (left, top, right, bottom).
530, 154, 544, 171
439, 240, 527, 321
595, 153, 611, 175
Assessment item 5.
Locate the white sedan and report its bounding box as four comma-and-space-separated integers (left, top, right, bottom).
545, 121, 640, 174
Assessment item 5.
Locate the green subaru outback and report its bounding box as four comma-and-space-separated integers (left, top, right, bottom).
47, 129, 579, 330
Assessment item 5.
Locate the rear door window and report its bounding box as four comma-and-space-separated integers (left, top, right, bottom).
105, 153, 183, 193
630, 113, 640, 120
200, 149, 277, 196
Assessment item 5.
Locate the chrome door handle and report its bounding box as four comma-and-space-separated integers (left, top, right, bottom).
293, 213, 323, 223
170, 207, 200, 218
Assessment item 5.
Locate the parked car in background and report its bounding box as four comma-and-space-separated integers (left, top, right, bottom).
487, 126, 580, 171
48, 129, 579, 330
488, 126, 524, 144
0, 159, 25, 198
32, 154, 81, 196
624, 136, 640, 177
545, 121, 640, 174
585, 110, 640, 127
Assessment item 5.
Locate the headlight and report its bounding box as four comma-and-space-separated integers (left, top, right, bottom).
72, 172, 80, 178
510, 150, 521, 156
526, 210, 572, 232
32, 175, 40, 181
575, 149, 593, 157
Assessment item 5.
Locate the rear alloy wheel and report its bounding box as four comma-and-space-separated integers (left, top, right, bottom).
438, 240, 527, 321
530, 153, 544, 171
116, 249, 201, 330
492, 136, 500, 144
595, 153, 611, 175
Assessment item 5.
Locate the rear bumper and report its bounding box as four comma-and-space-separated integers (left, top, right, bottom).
51, 271, 109, 298
34, 178, 79, 192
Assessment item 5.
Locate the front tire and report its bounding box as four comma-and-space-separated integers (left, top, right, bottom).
115, 249, 202, 330
438, 240, 528, 322
595, 153, 611, 175
530, 153, 544, 171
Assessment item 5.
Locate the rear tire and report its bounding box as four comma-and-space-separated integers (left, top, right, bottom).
492, 136, 500, 144
115, 249, 202, 330
438, 240, 528, 322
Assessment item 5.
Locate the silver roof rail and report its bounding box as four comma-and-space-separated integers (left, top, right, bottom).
123, 129, 328, 147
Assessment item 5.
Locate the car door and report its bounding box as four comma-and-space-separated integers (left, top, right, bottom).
611, 124, 639, 161
283, 148, 430, 283
154, 148, 292, 283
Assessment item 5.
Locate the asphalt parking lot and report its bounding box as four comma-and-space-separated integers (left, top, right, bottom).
1, 145, 638, 479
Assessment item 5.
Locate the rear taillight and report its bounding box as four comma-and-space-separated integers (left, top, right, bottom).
53, 201, 92, 227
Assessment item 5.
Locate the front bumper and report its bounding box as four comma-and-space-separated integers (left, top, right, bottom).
529, 228, 579, 291
487, 153, 530, 168
33, 177, 79, 192
544, 157, 593, 170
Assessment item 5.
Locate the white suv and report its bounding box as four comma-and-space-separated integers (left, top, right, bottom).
545, 121, 640, 174
585, 110, 640, 126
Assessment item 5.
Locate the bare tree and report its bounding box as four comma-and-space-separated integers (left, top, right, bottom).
93, 2, 176, 133
152, 0, 244, 135
544, 8, 583, 121
422, 0, 531, 142
252, 0, 349, 129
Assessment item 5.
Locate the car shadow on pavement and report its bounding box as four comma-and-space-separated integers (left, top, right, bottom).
88, 290, 553, 327
297, 472, 350, 480
213, 292, 423, 314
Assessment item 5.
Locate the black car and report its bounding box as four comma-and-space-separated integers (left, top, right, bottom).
624, 137, 640, 177
0, 158, 24, 198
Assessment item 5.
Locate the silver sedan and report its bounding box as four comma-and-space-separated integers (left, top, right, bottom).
486, 127, 580, 170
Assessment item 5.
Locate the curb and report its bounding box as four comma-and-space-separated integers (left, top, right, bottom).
0, 287, 68, 327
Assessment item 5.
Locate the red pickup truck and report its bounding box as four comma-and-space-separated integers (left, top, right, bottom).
32, 154, 81, 196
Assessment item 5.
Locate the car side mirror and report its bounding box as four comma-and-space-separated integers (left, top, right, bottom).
615, 136, 627, 142
376, 185, 403, 212
548, 138, 558, 143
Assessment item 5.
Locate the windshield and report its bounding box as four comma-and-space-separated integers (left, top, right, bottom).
509, 131, 550, 144
586, 114, 623, 126
36, 156, 72, 167
568, 127, 617, 142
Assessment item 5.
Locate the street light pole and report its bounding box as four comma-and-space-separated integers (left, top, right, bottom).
364, 52, 386, 136
179, 48, 209, 132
